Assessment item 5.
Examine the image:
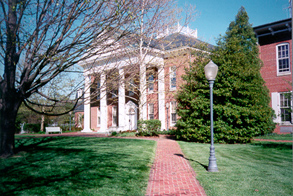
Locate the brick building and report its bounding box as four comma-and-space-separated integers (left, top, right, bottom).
254, 18, 292, 133
76, 26, 212, 133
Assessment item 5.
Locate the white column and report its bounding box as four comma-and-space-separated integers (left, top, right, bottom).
118, 68, 125, 130
82, 75, 93, 132
140, 63, 147, 120
158, 66, 166, 130
100, 73, 108, 133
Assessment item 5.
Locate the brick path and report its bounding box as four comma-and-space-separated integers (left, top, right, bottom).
146, 136, 206, 196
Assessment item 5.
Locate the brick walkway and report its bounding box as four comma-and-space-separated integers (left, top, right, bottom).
146, 136, 206, 196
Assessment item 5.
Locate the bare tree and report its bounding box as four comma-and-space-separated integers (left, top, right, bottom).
0, 0, 137, 157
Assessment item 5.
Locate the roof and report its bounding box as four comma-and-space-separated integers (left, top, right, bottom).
74, 103, 84, 112
150, 33, 214, 51
253, 18, 291, 38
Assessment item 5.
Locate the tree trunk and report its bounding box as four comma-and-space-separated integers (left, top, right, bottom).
0, 96, 22, 158
0, 0, 21, 158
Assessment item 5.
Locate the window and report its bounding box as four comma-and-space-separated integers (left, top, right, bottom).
129, 79, 134, 96
277, 43, 290, 74
280, 93, 291, 123
148, 103, 154, 120
112, 106, 118, 126
97, 107, 100, 127
111, 90, 118, 98
148, 75, 154, 92
97, 81, 100, 100
170, 66, 176, 90
171, 101, 177, 124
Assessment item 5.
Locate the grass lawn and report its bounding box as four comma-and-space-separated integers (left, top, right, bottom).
179, 141, 293, 196
254, 133, 293, 141
1, 137, 156, 196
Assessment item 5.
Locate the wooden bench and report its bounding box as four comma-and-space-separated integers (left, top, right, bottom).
45, 127, 62, 134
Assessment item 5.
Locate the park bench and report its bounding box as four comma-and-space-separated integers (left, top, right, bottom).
45, 127, 62, 134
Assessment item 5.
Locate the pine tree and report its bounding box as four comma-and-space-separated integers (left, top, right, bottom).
175, 7, 275, 143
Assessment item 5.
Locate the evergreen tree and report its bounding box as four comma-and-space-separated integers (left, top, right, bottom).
175, 7, 275, 143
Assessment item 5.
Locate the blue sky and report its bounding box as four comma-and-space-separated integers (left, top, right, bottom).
178, 0, 291, 45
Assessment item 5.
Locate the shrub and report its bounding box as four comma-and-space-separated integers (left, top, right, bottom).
136, 120, 161, 136
24, 123, 41, 133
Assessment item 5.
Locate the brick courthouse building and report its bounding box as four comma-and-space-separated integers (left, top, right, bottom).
75, 26, 213, 133
75, 18, 292, 134
254, 18, 292, 133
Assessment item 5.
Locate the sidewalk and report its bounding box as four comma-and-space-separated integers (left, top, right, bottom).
146, 135, 206, 196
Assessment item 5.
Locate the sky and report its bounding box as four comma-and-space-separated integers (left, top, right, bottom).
178, 0, 291, 45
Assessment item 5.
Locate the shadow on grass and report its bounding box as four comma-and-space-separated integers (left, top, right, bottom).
1, 137, 151, 195
252, 141, 293, 150
15, 136, 55, 153
174, 153, 208, 171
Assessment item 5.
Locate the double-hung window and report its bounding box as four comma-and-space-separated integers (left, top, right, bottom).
277, 43, 290, 74
148, 75, 154, 92
148, 103, 154, 120
171, 101, 177, 124
170, 66, 176, 90
280, 93, 291, 123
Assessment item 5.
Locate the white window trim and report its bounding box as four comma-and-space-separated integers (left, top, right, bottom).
280, 92, 292, 125
272, 92, 293, 125
148, 103, 154, 120
170, 66, 176, 91
112, 106, 118, 127
276, 43, 291, 76
170, 101, 177, 126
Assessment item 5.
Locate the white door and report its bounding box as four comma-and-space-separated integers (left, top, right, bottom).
125, 101, 137, 130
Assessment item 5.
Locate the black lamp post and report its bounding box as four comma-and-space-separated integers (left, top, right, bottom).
204, 60, 219, 172
166, 102, 170, 131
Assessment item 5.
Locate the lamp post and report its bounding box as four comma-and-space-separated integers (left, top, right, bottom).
166, 102, 170, 131
204, 60, 219, 172
69, 111, 72, 132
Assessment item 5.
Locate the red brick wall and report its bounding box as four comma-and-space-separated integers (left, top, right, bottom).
163, 53, 192, 129
259, 40, 292, 133
260, 40, 292, 94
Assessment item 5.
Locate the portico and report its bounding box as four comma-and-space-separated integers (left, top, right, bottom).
81, 54, 167, 133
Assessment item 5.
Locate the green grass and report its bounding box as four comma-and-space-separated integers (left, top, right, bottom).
254, 133, 293, 141
1, 137, 156, 196
178, 141, 293, 196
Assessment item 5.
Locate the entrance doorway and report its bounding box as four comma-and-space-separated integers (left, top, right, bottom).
125, 101, 137, 130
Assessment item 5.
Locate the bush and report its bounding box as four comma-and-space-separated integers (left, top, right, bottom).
159, 128, 177, 135
59, 125, 82, 132
24, 123, 41, 133
136, 120, 161, 136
